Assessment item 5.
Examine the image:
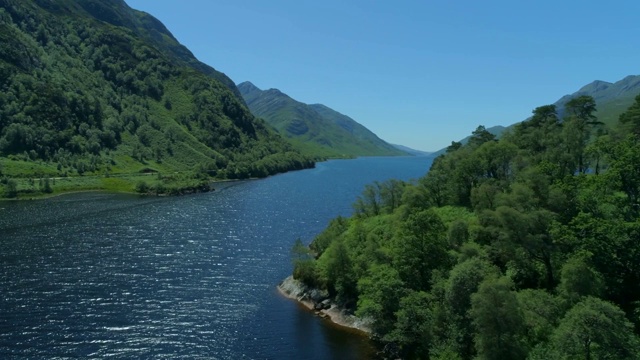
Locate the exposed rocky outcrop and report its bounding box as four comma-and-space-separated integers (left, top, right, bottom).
277, 276, 372, 334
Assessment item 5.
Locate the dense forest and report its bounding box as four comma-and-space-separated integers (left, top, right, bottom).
293, 94, 640, 359
0, 0, 313, 198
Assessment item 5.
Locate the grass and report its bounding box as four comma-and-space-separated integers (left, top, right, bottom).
0, 158, 215, 200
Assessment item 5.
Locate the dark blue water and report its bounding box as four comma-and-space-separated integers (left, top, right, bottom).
0, 156, 432, 359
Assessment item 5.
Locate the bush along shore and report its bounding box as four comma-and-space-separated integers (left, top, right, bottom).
277, 275, 372, 334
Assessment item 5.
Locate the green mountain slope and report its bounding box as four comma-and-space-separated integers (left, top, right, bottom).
237, 81, 406, 158
554, 75, 640, 126
0, 0, 313, 198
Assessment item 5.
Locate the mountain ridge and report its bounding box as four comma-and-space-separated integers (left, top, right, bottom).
553, 74, 640, 123
238, 81, 406, 158
430, 74, 640, 155
31, 0, 244, 101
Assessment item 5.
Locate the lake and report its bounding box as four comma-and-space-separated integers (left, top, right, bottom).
0, 156, 433, 359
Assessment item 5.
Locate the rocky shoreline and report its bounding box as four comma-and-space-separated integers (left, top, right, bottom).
277, 275, 372, 334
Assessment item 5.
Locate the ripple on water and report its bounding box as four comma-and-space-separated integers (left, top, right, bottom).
0, 156, 432, 359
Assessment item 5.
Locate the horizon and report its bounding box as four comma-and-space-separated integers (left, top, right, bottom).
125, 0, 640, 152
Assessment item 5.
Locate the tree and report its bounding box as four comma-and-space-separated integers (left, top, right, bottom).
443, 258, 499, 358
619, 94, 640, 136
550, 297, 640, 359
509, 105, 561, 164
566, 95, 597, 124
291, 238, 318, 287
389, 291, 435, 357
356, 264, 406, 335
392, 209, 450, 291
379, 179, 405, 213
563, 95, 601, 174
42, 177, 52, 193
606, 136, 640, 217
421, 168, 451, 207
319, 240, 357, 304
468, 125, 497, 148
470, 276, 527, 360
516, 289, 564, 349
4, 179, 18, 198
353, 182, 381, 217
487, 204, 557, 290
447, 141, 462, 153
557, 252, 604, 304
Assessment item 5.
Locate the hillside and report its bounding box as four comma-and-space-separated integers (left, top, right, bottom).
292, 91, 640, 359
554, 75, 640, 126
0, 0, 313, 198
430, 125, 506, 157
391, 144, 431, 156
430, 75, 640, 155
237, 81, 406, 158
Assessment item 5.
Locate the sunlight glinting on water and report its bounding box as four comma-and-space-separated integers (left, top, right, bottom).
0, 157, 432, 359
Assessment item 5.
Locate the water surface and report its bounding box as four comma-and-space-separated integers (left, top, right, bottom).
0, 156, 433, 359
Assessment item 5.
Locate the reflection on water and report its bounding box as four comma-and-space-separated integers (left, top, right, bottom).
0, 156, 432, 359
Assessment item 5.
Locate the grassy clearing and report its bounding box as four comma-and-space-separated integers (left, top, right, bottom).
0, 171, 212, 200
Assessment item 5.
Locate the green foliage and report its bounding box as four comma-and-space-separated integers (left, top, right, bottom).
558, 252, 604, 304
388, 291, 435, 357
3, 178, 18, 198
303, 96, 640, 358
0, 0, 314, 199
549, 297, 639, 359
291, 238, 319, 287
135, 180, 149, 193
356, 264, 406, 334
470, 276, 527, 360
619, 94, 640, 136
392, 209, 450, 291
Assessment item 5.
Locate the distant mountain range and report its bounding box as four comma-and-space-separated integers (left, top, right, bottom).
237, 82, 406, 158
431, 75, 640, 155
391, 144, 431, 156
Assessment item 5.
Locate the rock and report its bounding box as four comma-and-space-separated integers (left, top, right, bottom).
278, 276, 308, 298
321, 299, 331, 310
308, 288, 329, 303
278, 275, 372, 334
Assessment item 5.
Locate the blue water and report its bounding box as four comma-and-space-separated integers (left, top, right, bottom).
0, 156, 433, 359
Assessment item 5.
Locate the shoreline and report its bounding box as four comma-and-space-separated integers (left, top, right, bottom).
0, 178, 246, 202
277, 275, 372, 334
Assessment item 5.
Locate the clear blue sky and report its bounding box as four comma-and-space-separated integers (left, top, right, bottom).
126, 0, 639, 152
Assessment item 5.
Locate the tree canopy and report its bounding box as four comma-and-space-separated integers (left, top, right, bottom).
292, 96, 640, 359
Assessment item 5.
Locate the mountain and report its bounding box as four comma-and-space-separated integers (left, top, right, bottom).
391, 144, 431, 156
430, 75, 640, 156
430, 125, 507, 157
237, 82, 406, 158
0, 0, 313, 198
553, 75, 640, 126
30, 0, 245, 102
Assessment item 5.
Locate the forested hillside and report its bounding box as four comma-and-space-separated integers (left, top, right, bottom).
0, 0, 313, 198
293, 95, 640, 359
238, 81, 406, 158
